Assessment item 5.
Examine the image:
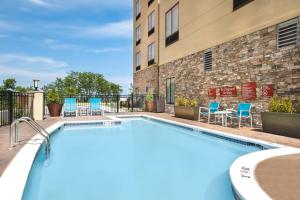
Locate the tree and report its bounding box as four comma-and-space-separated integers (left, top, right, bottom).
2, 78, 16, 90
44, 71, 122, 96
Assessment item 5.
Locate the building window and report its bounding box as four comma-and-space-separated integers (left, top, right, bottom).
148, 0, 154, 7
165, 3, 179, 46
233, 0, 253, 11
148, 43, 155, 65
136, 0, 141, 20
166, 78, 175, 104
203, 50, 212, 71
136, 51, 141, 71
148, 11, 155, 36
136, 25, 141, 46
277, 18, 299, 48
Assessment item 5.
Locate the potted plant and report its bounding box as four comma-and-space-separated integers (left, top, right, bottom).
47, 89, 62, 117
146, 91, 155, 112
261, 97, 300, 138
174, 97, 199, 120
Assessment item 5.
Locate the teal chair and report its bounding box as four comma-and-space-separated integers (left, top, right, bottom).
198, 101, 220, 124
90, 98, 104, 116
63, 98, 77, 117
225, 103, 252, 128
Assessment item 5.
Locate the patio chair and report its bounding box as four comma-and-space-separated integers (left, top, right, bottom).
63, 98, 78, 117
225, 103, 252, 128
90, 97, 104, 116
198, 101, 220, 124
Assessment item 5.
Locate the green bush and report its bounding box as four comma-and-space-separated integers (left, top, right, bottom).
268, 97, 293, 113
47, 89, 60, 104
146, 91, 154, 102
176, 97, 198, 107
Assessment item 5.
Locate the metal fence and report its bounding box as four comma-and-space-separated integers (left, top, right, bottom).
44, 94, 147, 117
0, 91, 34, 126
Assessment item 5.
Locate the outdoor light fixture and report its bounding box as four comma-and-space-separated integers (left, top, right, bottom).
33, 79, 40, 91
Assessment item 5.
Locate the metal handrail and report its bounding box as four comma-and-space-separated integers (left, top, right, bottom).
19, 117, 50, 140
9, 117, 50, 158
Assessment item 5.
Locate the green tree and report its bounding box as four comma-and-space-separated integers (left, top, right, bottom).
2, 78, 16, 90
44, 71, 122, 97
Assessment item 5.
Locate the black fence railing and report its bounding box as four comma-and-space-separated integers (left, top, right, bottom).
44, 94, 147, 116
0, 91, 34, 127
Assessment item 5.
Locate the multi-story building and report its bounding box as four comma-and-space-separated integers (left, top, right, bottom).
133, 0, 300, 122
133, 0, 160, 94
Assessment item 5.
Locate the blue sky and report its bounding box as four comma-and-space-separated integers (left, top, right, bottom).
0, 0, 133, 93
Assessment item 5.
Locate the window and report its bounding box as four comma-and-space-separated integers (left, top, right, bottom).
165, 3, 179, 46
148, 11, 155, 36
136, 0, 141, 20
136, 51, 141, 71
233, 0, 253, 11
203, 50, 212, 71
148, 0, 154, 7
148, 43, 155, 65
136, 25, 141, 45
166, 78, 175, 104
277, 18, 299, 48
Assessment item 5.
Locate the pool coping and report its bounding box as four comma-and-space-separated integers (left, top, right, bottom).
0, 114, 299, 200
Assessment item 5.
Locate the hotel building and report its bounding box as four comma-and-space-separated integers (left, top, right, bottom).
133, 0, 300, 121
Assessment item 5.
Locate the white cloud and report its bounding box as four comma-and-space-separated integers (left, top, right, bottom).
28, 0, 51, 7
0, 66, 65, 83
0, 53, 67, 86
0, 53, 67, 69
0, 34, 8, 38
42, 39, 80, 50
80, 20, 133, 39
27, 0, 131, 9
86, 48, 122, 53
0, 18, 133, 39
42, 38, 123, 53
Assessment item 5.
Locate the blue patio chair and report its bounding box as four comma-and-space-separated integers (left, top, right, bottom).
63, 98, 77, 117
198, 101, 220, 124
225, 103, 252, 128
90, 97, 104, 116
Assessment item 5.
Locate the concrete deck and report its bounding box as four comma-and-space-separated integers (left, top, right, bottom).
0, 113, 299, 200
256, 153, 300, 200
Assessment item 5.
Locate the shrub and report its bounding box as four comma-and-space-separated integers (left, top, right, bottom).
176, 97, 198, 107
47, 89, 60, 104
146, 91, 154, 102
268, 97, 293, 113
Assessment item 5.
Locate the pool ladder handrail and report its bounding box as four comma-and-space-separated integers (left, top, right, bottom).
9, 117, 50, 158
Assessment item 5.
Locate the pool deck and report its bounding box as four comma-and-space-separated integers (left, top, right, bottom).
0, 112, 299, 200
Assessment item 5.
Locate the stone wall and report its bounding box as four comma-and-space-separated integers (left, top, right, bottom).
159, 17, 300, 125
133, 65, 159, 94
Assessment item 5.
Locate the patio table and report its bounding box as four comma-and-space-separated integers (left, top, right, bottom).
215, 110, 232, 126
77, 105, 90, 116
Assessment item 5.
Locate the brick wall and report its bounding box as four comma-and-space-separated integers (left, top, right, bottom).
133, 65, 159, 94
159, 18, 300, 124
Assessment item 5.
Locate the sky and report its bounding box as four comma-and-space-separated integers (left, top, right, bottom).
0, 0, 133, 93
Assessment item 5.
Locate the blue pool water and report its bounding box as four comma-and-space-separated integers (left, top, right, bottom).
22, 118, 261, 200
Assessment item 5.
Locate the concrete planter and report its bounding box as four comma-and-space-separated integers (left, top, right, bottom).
174, 106, 199, 120
261, 112, 300, 139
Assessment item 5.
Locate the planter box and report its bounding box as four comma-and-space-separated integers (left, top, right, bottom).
174, 106, 199, 120
261, 112, 300, 139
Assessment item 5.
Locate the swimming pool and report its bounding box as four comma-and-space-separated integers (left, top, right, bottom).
22, 117, 262, 200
